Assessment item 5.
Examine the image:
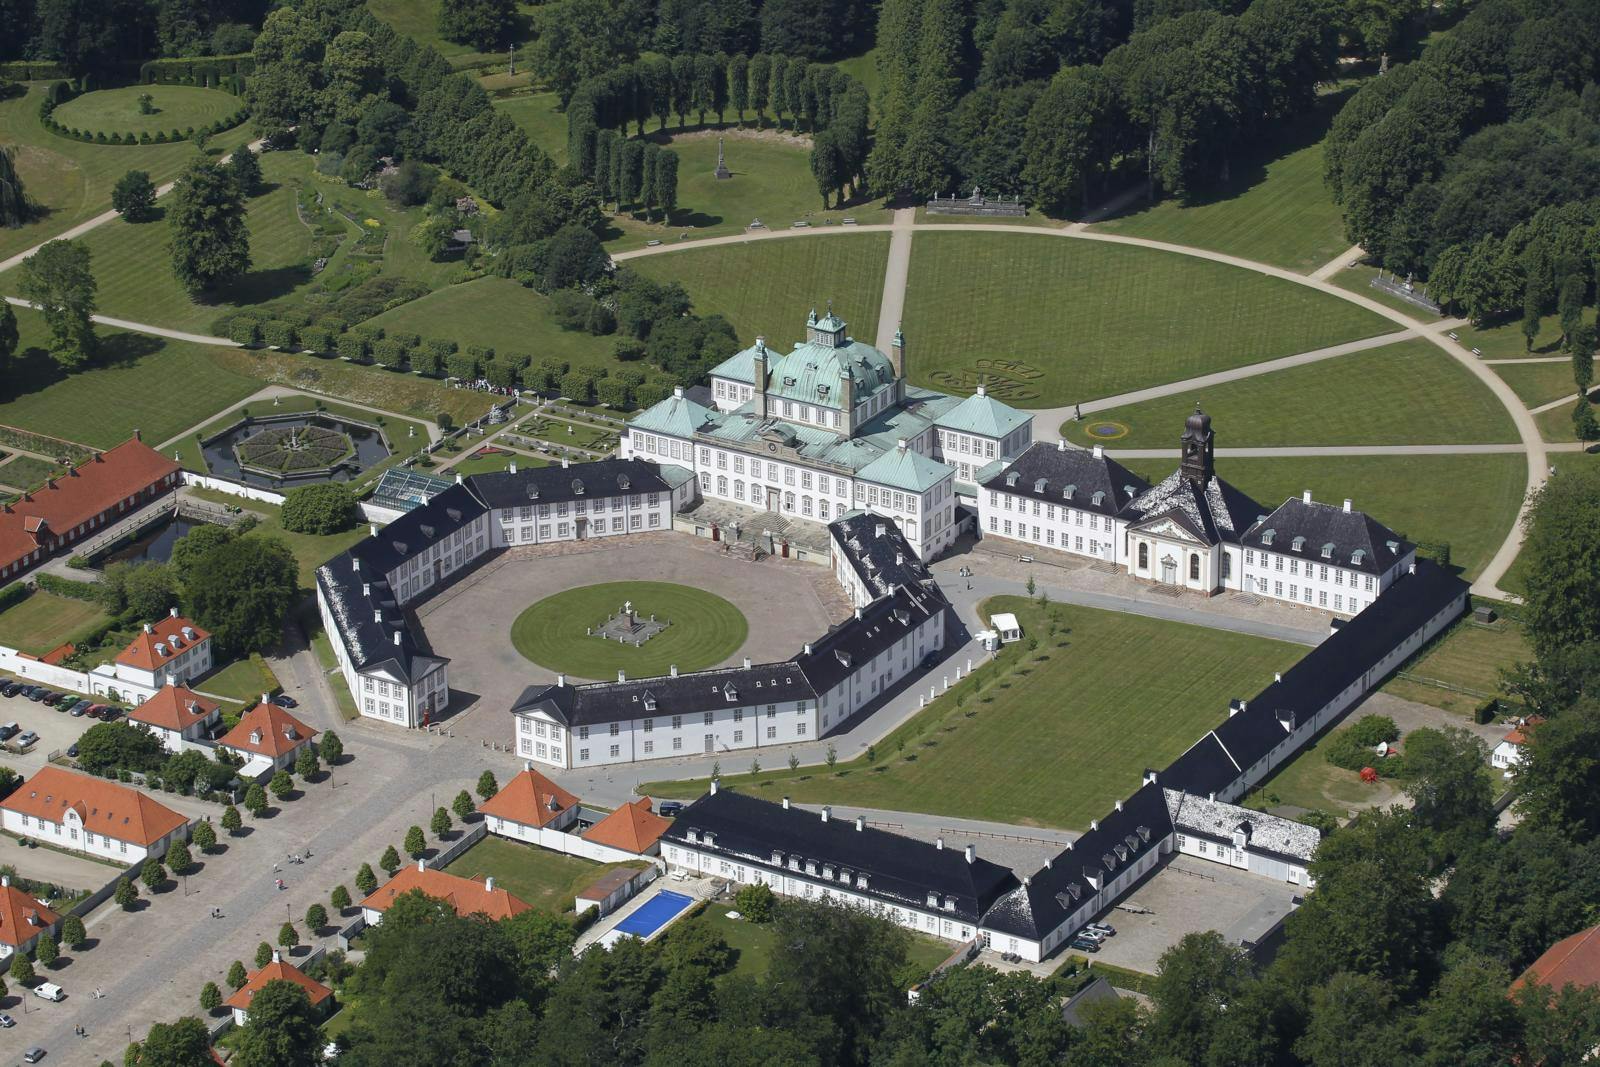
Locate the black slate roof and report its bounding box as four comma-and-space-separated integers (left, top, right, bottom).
511, 661, 817, 729
315, 562, 445, 682
981, 781, 1171, 940
1158, 733, 1242, 799
662, 789, 1019, 924
348, 481, 487, 576
828, 512, 932, 600
981, 442, 1151, 519
1125, 471, 1266, 547
1241, 496, 1413, 577
469, 457, 670, 510
794, 582, 948, 694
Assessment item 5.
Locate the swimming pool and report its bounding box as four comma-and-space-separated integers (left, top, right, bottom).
614, 890, 694, 938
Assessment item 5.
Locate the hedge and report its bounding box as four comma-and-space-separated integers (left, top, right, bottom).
38, 80, 249, 145
0, 582, 29, 614
34, 573, 103, 603
0, 61, 71, 80
140, 54, 256, 84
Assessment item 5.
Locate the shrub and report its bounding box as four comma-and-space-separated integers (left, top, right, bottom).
229, 319, 261, 346
261, 320, 298, 350
374, 337, 407, 369
411, 344, 443, 377
299, 326, 333, 354
445, 352, 479, 380
561, 371, 596, 403
734, 882, 776, 922
336, 334, 367, 363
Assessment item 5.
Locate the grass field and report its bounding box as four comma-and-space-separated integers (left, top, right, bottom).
0, 307, 262, 450
643, 597, 1303, 830
198, 655, 282, 704
494, 91, 568, 162
628, 234, 890, 350
66, 152, 316, 334
510, 581, 748, 680
1493, 359, 1588, 409
1455, 309, 1595, 360
603, 132, 890, 251
1383, 618, 1530, 715
901, 233, 1391, 407
444, 449, 549, 476
186, 487, 370, 587
1061, 339, 1518, 447
50, 85, 241, 138
0, 83, 253, 263
1536, 401, 1589, 443
1092, 92, 1351, 272
0, 590, 110, 655
1326, 265, 1436, 322
206, 347, 496, 427
443, 836, 645, 913
1242, 721, 1400, 818
366, 0, 539, 67
691, 906, 951, 982
367, 276, 621, 373
0, 453, 69, 491
1201, 454, 1528, 582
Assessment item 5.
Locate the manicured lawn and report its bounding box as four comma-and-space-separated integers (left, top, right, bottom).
692, 906, 951, 981
603, 132, 890, 252
1061, 339, 1518, 447
1203, 454, 1528, 582
1383, 618, 1531, 715
0, 83, 254, 263
1092, 91, 1351, 272
0, 453, 69, 491
518, 415, 617, 451
643, 598, 1304, 830
443, 835, 645, 913
198, 656, 282, 703
1535, 399, 1595, 443
51, 85, 241, 138
1242, 721, 1401, 819
185, 487, 370, 587
494, 91, 568, 163
0, 590, 110, 655
445, 449, 550, 476
628, 234, 890, 351
70, 152, 316, 334
901, 233, 1392, 408
206, 346, 497, 427
832, 48, 880, 117
1493, 359, 1589, 409
1455, 309, 1594, 360
510, 580, 749, 680
366, 277, 621, 374
366, 0, 539, 67
1326, 265, 1437, 322
0, 307, 262, 450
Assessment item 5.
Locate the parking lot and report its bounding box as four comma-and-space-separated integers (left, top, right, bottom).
0, 683, 110, 774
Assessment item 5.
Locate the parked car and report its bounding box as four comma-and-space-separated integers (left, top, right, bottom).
26, 688, 47, 702
40, 691, 64, 707
66, 743, 78, 758
0, 1011, 14, 1026
1000, 952, 1021, 963
1085, 922, 1116, 937
1, 681, 22, 698
16, 731, 39, 748
100, 706, 122, 721
23, 1046, 45, 1063
270, 693, 299, 709
68, 700, 90, 716
1069, 936, 1101, 953
0, 722, 19, 741
657, 800, 684, 817
1076, 928, 1107, 943
33, 981, 63, 1001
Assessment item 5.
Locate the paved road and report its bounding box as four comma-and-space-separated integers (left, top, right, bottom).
1105, 443, 1538, 458
1309, 244, 1366, 280
1531, 392, 1583, 416
874, 208, 915, 355
3, 296, 237, 347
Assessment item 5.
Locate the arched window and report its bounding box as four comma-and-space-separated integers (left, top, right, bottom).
1221, 552, 1231, 579
1190, 554, 1201, 580
1138, 543, 1148, 569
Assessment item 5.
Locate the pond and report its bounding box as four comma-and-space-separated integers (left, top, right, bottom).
200, 413, 392, 487
99, 516, 213, 566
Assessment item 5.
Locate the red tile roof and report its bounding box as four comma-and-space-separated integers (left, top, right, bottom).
583, 798, 672, 855
115, 615, 210, 673
223, 955, 333, 1012
0, 766, 187, 847
361, 863, 532, 921
478, 768, 580, 829
1514, 924, 1600, 996
218, 703, 317, 759
130, 685, 220, 733
1502, 716, 1545, 746
0, 439, 179, 572
0, 880, 59, 949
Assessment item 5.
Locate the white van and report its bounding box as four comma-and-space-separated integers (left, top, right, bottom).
33, 982, 64, 1002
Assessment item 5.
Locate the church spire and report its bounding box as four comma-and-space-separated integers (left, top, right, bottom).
1180, 406, 1214, 485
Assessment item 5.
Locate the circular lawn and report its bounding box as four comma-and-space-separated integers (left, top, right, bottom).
510, 581, 748, 681
51, 85, 243, 138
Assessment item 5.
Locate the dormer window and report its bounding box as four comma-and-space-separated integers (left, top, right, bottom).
1351, 549, 1366, 565
571, 479, 585, 495
783, 376, 797, 386
1321, 543, 1333, 559
771, 850, 782, 865
1260, 529, 1275, 546
1385, 539, 1399, 554
1291, 536, 1305, 552
1034, 478, 1047, 493
1005, 472, 1019, 487
1063, 484, 1076, 500
927, 892, 939, 907
1091, 491, 1104, 506
618, 475, 630, 490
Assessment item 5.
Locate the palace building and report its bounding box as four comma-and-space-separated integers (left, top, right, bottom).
623, 307, 1033, 560
979, 408, 1416, 616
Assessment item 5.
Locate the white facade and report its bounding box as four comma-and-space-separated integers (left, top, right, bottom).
489, 481, 672, 547
0, 805, 185, 865
983, 486, 1122, 564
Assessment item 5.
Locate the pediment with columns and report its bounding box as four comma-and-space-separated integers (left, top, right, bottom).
1130, 515, 1203, 544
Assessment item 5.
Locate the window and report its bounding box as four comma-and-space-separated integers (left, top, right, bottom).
1189, 554, 1200, 580
578, 726, 589, 740
579, 749, 590, 761
673, 737, 682, 750
733, 730, 743, 743
797, 722, 807, 735
609, 722, 619, 736
643, 740, 654, 753
672, 715, 682, 729
703, 712, 714, 725
609, 744, 620, 757
1138, 543, 1148, 569
767, 725, 776, 739
733, 709, 743, 722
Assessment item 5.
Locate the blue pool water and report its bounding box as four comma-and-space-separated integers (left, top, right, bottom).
615, 890, 694, 938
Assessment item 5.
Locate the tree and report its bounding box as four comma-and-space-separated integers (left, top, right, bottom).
231, 978, 323, 1067
0, 301, 15, 378
1574, 400, 1600, 445
1146, 931, 1253, 1058
1295, 971, 1408, 1067
280, 483, 356, 535
76, 720, 166, 775
1573, 325, 1596, 396
380, 845, 402, 876
185, 536, 298, 657
167, 158, 250, 295
111, 169, 158, 222
734, 882, 775, 922
34, 931, 57, 968
142, 858, 167, 892
1515, 700, 1600, 838
169, 524, 234, 588
269, 770, 293, 799
255, 941, 274, 968
277, 922, 299, 950
229, 144, 263, 198
477, 770, 499, 800
1521, 463, 1600, 660
810, 128, 842, 208
200, 980, 222, 1013
9, 950, 32, 984
654, 147, 679, 223
319, 730, 343, 765
1405, 726, 1494, 846
451, 789, 474, 821
295, 748, 319, 782
404, 825, 426, 857
114, 877, 138, 910
306, 902, 327, 931
0, 144, 30, 227
331, 885, 352, 912
430, 806, 452, 837
127, 1016, 213, 1067
227, 960, 248, 990
61, 913, 85, 950
191, 820, 216, 853
244, 782, 268, 817
99, 560, 180, 622
166, 840, 193, 875
356, 862, 379, 896
221, 804, 243, 834
438, 0, 515, 49
19, 239, 96, 370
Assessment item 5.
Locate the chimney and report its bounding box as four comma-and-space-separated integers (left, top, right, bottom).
889, 323, 906, 380
854, 607, 863, 621
875, 523, 885, 538
557, 673, 565, 687
743, 657, 751, 669
271, 950, 280, 963
134, 428, 142, 441
1208, 792, 1216, 802
855, 815, 865, 831
1274, 672, 1282, 683
143, 622, 153, 634
895, 552, 903, 566
393, 631, 402, 646
1302, 489, 1312, 504
1115, 799, 1123, 812
455, 473, 463, 484
374, 609, 382, 623
1343, 498, 1353, 513
753, 343, 769, 420
820, 806, 830, 822
670, 664, 678, 677
710, 778, 719, 795
1143, 769, 1158, 785
417, 858, 425, 872
261, 693, 270, 706
673, 385, 684, 399
561, 457, 569, 469
803, 643, 812, 655
508, 461, 517, 475
169, 606, 179, 618
370, 524, 379, 537
485, 876, 495, 892
524, 760, 533, 771
965, 844, 975, 864
936, 837, 944, 850
352, 557, 360, 572
1092, 444, 1104, 459
1057, 439, 1066, 451
1, 875, 7, 888
618, 670, 626, 682
782, 796, 790, 809
896, 437, 907, 453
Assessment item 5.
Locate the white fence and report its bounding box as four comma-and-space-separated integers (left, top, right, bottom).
0, 645, 91, 692
181, 472, 287, 506
485, 816, 661, 867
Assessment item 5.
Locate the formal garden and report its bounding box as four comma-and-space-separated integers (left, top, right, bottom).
48, 84, 245, 142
